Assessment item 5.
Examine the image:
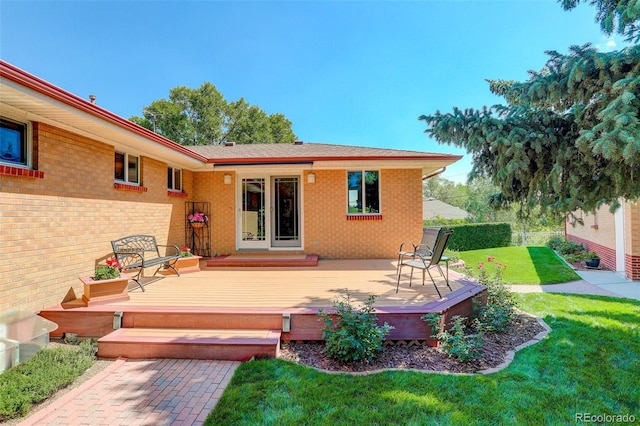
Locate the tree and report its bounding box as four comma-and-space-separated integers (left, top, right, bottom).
559, 0, 640, 42
419, 5, 640, 219
130, 82, 296, 145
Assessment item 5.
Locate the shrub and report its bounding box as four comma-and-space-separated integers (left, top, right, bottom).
555, 240, 585, 256
423, 217, 470, 227
471, 257, 516, 332
0, 339, 96, 421
442, 223, 512, 251
546, 236, 565, 251
422, 313, 484, 362
319, 293, 394, 364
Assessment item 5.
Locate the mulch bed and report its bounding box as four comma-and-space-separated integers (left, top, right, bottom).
278, 311, 546, 374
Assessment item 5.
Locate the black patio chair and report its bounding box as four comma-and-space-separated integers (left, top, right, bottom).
396, 229, 454, 296
397, 227, 441, 273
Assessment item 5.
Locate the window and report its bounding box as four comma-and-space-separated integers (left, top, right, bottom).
347, 170, 380, 214
0, 117, 30, 167
168, 166, 182, 191
114, 151, 139, 184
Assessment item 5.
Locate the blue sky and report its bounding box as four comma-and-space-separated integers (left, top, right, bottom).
0, 1, 621, 183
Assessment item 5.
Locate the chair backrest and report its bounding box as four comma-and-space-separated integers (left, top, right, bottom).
414, 227, 441, 257
428, 230, 453, 265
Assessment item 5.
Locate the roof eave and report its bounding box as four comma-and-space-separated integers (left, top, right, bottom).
0, 60, 208, 164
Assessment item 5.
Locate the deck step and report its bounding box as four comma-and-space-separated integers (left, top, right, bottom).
98, 328, 281, 361
207, 254, 318, 267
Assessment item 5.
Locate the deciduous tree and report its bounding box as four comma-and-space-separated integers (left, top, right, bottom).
130, 82, 296, 145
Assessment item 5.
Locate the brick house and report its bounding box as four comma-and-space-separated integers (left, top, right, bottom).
0, 61, 461, 314
565, 202, 640, 280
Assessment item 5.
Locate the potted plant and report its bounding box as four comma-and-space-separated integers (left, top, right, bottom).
161, 246, 202, 275
93, 257, 121, 280
80, 258, 131, 306
188, 212, 208, 228
585, 252, 601, 269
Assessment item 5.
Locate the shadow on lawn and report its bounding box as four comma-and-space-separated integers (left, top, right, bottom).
207, 293, 639, 425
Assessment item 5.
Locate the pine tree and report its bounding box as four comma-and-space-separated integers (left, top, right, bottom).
420, 6, 639, 218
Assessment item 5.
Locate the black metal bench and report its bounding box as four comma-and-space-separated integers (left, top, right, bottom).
111, 235, 180, 291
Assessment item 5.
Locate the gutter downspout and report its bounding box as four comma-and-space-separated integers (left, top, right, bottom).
422, 167, 446, 181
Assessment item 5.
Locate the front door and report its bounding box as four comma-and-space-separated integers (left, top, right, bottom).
237, 175, 301, 250
271, 176, 300, 247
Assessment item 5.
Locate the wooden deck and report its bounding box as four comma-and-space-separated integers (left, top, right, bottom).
125, 259, 465, 308
39, 259, 486, 349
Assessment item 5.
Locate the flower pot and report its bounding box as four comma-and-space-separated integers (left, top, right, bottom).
160, 256, 202, 275
190, 222, 205, 229
585, 258, 600, 269
80, 273, 131, 306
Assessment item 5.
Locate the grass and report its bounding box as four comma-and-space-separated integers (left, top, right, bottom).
0, 339, 96, 421
457, 246, 581, 284
207, 293, 640, 425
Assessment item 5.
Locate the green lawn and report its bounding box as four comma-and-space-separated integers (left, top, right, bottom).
207, 294, 640, 425
457, 246, 580, 284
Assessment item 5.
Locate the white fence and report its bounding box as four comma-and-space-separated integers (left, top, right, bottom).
511, 231, 564, 246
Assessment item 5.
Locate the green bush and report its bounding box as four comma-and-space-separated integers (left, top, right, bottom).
422, 313, 484, 362
546, 236, 565, 251
319, 293, 394, 364
442, 223, 512, 251
547, 237, 589, 262
0, 339, 96, 421
423, 217, 470, 227
471, 261, 516, 332
421, 257, 516, 361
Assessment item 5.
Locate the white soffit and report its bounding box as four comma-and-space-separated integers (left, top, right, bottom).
0, 78, 208, 171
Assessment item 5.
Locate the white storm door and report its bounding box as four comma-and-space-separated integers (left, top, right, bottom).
238, 177, 270, 250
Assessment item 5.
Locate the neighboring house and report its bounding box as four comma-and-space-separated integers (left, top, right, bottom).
565, 202, 639, 280
423, 198, 469, 221
0, 60, 462, 314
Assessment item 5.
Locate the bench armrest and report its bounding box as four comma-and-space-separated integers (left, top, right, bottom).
157, 244, 180, 257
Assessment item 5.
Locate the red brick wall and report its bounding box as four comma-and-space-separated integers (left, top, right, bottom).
626, 254, 640, 280
566, 235, 617, 272
0, 123, 193, 314
625, 202, 640, 280
566, 202, 640, 280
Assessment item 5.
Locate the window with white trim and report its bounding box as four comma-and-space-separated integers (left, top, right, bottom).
347, 170, 380, 214
114, 151, 139, 184
168, 166, 182, 191
0, 116, 31, 168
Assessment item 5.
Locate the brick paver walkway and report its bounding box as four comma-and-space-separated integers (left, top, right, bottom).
18, 358, 240, 426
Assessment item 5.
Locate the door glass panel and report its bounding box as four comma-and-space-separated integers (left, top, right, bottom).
273, 177, 299, 246
242, 178, 265, 241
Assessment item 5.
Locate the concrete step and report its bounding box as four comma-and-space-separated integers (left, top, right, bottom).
98, 328, 281, 361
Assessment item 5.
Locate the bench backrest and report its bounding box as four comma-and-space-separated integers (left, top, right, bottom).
111, 236, 161, 270
111, 235, 159, 254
